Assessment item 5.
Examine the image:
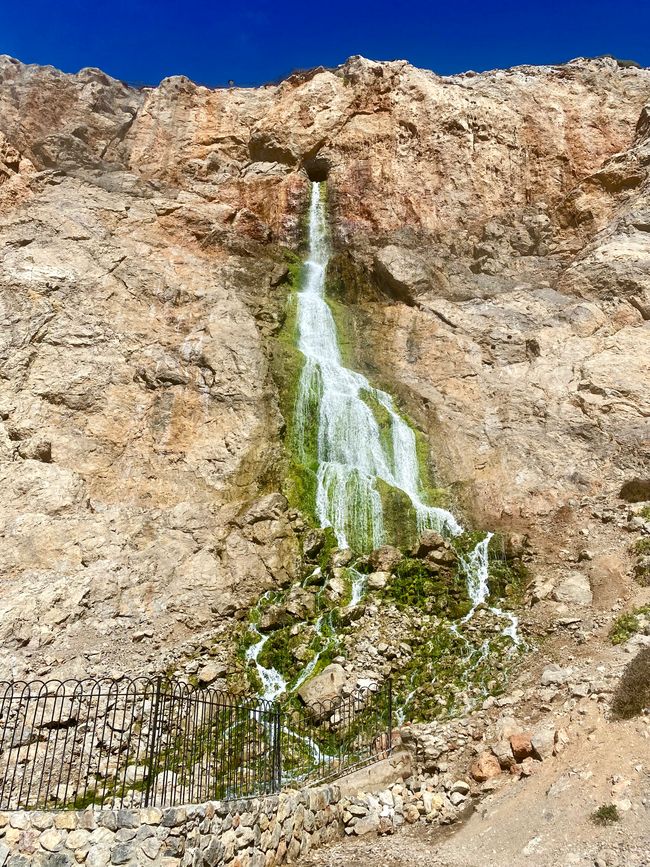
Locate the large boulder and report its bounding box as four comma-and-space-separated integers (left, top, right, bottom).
413, 530, 447, 557
297, 663, 347, 709
374, 245, 447, 304
552, 571, 593, 606
285, 586, 316, 619
258, 605, 292, 631
366, 571, 390, 590
369, 545, 402, 573
509, 732, 534, 762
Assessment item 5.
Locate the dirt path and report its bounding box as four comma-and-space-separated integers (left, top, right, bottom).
302, 823, 459, 867
304, 799, 650, 867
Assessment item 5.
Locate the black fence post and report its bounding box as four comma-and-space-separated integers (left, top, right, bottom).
273, 704, 282, 793
387, 678, 393, 754
143, 676, 162, 808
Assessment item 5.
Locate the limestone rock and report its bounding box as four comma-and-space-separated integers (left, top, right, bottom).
540, 666, 573, 686
403, 804, 420, 824
531, 724, 557, 760
470, 752, 502, 782
258, 605, 292, 632
297, 663, 347, 709
374, 246, 444, 304
509, 732, 534, 762
369, 546, 402, 573
413, 531, 447, 558
241, 494, 289, 524
353, 813, 380, 836
303, 529, 326, 558
39, 830, 64, 852
491, 740, 516, 770
285, 586, 316, 619
366, 571, 390, 590
552, 572, 593, 606
197, 662, 228, 686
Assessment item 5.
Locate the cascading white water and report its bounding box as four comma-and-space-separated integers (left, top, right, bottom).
347, 567, 366, 609
295, 182, 461, 552
292, 566, 365, 693
462, 533, 493, 614
459, 533, 521, 643
291, 613, 332, 692
243, 181, 520, 709
294, 181, 519, 678
245, 624, 287, 701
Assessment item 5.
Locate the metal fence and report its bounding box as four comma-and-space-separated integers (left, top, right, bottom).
0, 676, 392, 810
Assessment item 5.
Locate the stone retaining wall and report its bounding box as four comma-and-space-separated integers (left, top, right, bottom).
0, 753, 481, 867
0, 784, 343, 867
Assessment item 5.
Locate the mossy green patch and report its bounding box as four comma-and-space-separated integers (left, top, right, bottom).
258, 625, 304, 683
315, 526, 338, 570
591, 804, 620, 825
393, 619, 515, 722
325, 294, 359, 370
382, 557, 470, 616
413, 426, 453, 512
609, 605, 650, 645
485, 534, 530, 604
359, 387, 394, 465
634, 537, 650, 556
375, 480, 419, 551
269, 251, 319, 519
326, 249, 378, 306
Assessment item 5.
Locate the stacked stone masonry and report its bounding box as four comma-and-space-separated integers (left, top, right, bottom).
0, 784, 345, 867
0, 769, 479, 867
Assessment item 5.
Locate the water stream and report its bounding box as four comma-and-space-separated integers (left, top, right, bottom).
245, 624, 287, 702
296, 183, 461, 551
291, 613, 332, 692
245, 181, 519, 713
459, 533, 521, 643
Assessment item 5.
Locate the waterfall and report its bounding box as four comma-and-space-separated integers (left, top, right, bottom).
291, 613, 331, 692
295, 182, 461, 551
294, 181, 519, 638
242, 181, 520, 709
347, 567, 366, 609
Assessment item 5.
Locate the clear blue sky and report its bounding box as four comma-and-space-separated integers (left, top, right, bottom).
2, 0, 649, 88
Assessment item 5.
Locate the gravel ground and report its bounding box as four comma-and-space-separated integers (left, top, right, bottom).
302, 823, 458, 867
301, 821, 650, 867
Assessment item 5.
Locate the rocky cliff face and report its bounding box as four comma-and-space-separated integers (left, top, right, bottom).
0, 53, 648, 680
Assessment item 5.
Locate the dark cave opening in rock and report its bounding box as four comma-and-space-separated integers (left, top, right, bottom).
303, 155, 329, 182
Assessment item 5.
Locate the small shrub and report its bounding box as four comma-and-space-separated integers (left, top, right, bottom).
609, 612, 640, 645
609, 605, 650, 645
634, 537, 650, 556
634, 567, 650, 587
591, 804, 621, 825
611, 647, 650, 719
